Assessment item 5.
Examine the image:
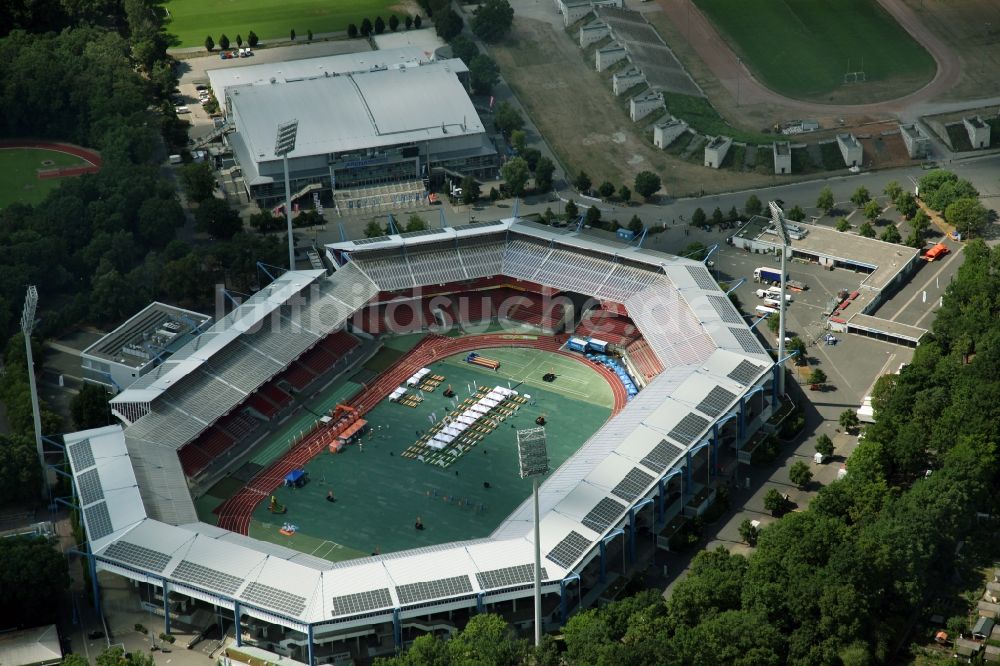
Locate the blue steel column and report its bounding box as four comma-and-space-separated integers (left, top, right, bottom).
771, 365, 780, 402
476, 592, 486, 613
711, 424, 720, 477
737, 396, 746, 444
656, 477, 667, 525
88, 553, 101, 615
627, 506, 636, 564
162, 579, 171, 634
392, 608, 402, 648
234, 601, 242, 647
307, 624, 315, 666
598, 540, 607, 583
683, 451, 692, 501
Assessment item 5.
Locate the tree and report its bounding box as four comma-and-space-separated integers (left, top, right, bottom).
289, 28, 296, 40
389, 14, 399, 31
763, 488, 786, 515
493, 101, 524, 137
628, 215, 643, 235
307, 29, 313, 40
788, 204, 806, 222
739, 518, 759, 545
598, 181, 615, 199
895, 191, 917, 219
347, 23, 358, 38
460, 176, 480, 205
219, 33, 230, 50
745, 194, 762, 216
179, 162, 215, 202
0, 434, 43, 506
816, 186, 834, 213
374, 16, 385, 34
363, 220, 385, 238
618, 184, 631, 202
789, 460, 813, 488
691, 207, 706, 227
884, 180, 903, 203
405, 15, 414, 29
858, 221, 875, 238
634, 170, 661, 200
564, 199, 579, 220
682, 242, 708, 261
414, 14, 422, 28
0, 537, 70, 629
405, 214, 427, 232
863, 199, 881, 222
468, 54, 499, 95
727, 206, 740, 223
509, 130, 527, 154
248, 31, 259, 47
71, 383, 110, 429
472, 0, 514, 43
585, 205, 601, 226
236, 34, 243, 47
839, 409, 859, 432
204, 35, 214, 52
195, 199, 242, 239
450, 35, 478, 63
573, 170, 591, 193
851, 186, 871, 207
249, 211, 282, 233
500, 156, 530, 196
361, 18, 373, 36
711, 207, 724, 226
836, 217, 851, 232
945, 197, 988, 238
808, 368, 827, 385
434, 8, 463, 41
534, 156, 555, 191
787, 336, 806, 365
880, 225, 902, 244
767, 313, 780, 334
815, 433, 834, 458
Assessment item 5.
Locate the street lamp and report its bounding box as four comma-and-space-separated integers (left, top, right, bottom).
20, 286, 48, 501
517, 426, 550, 647
274, 119, 299, 271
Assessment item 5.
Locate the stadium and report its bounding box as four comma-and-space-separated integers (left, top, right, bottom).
66, 218, 777, 663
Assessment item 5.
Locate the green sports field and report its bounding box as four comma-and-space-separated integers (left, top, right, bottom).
241, 347, 613, 561
695, 0, 935, 100
164, 0, 400, 47
0, 148, 88, 209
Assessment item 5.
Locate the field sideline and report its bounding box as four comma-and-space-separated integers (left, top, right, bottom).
164, 0, 402, 47
0, 147, 89, 209
694, 0, 935, 100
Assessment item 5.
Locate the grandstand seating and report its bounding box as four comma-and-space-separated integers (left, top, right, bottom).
505, 292, 567, 330
178, 444, 212, 476
198, 427, 235, 458
281, 362, 319, 392
625, 338, 664, 381
221, 411, 262, 441
574, 311, 640, 346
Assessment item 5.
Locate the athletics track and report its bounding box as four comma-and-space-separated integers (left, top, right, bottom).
0, 140, 102, 179
214, 332, 629, 535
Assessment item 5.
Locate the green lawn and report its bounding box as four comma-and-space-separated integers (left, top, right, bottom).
164, 0, 401, 47
247, 348, 613, 559
0, 148, 87, 209
695, 0, 935, 99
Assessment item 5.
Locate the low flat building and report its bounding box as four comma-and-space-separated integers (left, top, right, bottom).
703, 136, 732, 169
579, 19, 609, 48
595, 43, 627, 71
964, 116, 991, 149
900, 123, 930, 159
612, 66, 644, 96
0, 625, 62, 666
654, 116, 688, 149
81, 302, 212, 393
837, 133, 862, 167
773, 141, 791, 174
629, 90, 664, 122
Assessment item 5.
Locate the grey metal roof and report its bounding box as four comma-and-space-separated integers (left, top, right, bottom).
228, 60, 483, 163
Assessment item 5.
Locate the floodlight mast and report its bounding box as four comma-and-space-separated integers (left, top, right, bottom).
768, 201, 791, 396
274, 120, 299, 271
517, 427, 550, 647
20, 286, 47, 500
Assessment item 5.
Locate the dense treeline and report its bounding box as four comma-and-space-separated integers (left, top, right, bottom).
377, 240, 1000, 664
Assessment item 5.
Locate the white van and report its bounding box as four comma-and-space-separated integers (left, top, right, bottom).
755, 305, 778, 317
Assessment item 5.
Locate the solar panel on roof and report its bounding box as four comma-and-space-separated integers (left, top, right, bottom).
103, 540, 172, 573
686, 265, 717, 290
84, 502, 113, 540
730, 327, 764, 354
172, 560, 243, 596
242, 582, 307, 617
580, 497, 627, 534
669, 412, 710, 446
331, 588, 393, 616
707, 295, 743, 325
400, 228, 446, 239
545, 531, 591, 569
640, 440, 683, 473
77, 468, 104, 506
611, 467, 654, 502
475, 564, 549, 590
728, 359, 764, 385
697, 385, 737, 418
69, 438, 95, 470
353, 236, 392, 245
396, 575, 473, 605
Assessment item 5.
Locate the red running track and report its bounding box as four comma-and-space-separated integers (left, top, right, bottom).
214, 333, 628, 535
0, 139, 103, 176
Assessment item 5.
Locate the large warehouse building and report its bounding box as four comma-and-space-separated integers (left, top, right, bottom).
67, 219, 777, 664
221, 54, 498, 207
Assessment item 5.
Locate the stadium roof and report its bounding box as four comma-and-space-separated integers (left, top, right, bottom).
69, 218, 774, 630
82, 302, 211, 369
227, 60, 482, 162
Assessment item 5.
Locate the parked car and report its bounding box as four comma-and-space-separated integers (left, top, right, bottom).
174, 106, 190, 114
195, 84, 208, 91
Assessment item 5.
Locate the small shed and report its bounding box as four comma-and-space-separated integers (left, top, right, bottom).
955, 636, 982, 660
974, 616, 995, 640
986, 644, 1000, 663
979, 600, 1000, 618
284, 469, 308, 488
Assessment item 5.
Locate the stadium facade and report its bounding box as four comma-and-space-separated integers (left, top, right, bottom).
70, 219, 778, 664
220, 53, 498, 207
